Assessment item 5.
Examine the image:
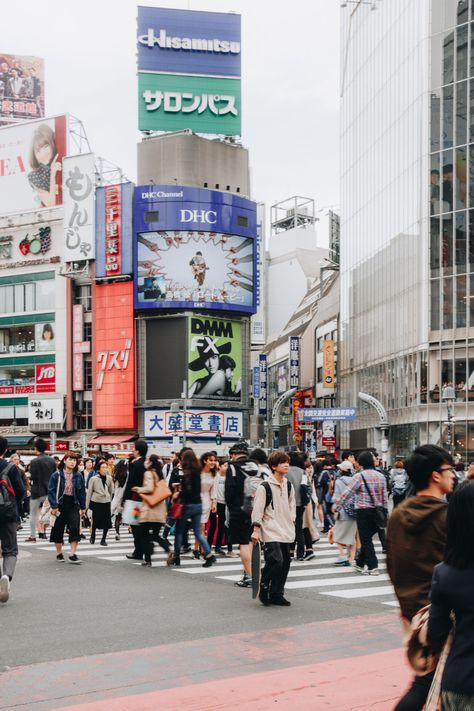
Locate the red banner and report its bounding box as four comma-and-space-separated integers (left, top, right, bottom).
93, 282, 135, 430
105, 185, 121, 276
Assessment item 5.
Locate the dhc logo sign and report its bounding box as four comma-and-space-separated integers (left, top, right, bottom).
180, 209, 217, 225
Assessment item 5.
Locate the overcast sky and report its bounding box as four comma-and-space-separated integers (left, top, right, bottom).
2, 0, 340, 219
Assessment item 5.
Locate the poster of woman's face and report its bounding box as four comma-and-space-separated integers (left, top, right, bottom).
35, 322, 55, 352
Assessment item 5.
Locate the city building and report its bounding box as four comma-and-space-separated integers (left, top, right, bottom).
339, 0, 474, 459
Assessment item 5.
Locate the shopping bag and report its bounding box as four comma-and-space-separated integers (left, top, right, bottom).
122, 499, 143, 525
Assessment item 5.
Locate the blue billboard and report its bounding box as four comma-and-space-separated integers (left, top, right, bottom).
134, 185, 257, 314
137, 7, 241, 78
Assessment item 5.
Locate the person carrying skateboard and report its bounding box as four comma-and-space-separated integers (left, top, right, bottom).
251, 451, 296, 606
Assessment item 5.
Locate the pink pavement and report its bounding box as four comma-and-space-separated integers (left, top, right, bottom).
57, 649, 410, 710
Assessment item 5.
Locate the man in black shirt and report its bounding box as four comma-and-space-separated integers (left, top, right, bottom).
0, 436, 25, 603
123, 439, 147, 560
25, 437, 56, 542
225, 440, 260, 588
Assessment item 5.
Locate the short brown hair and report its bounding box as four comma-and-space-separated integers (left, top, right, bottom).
58, 451, 79, 471
268, 451, 290, 470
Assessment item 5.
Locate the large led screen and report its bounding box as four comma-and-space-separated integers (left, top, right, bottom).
136, 229, 254, 312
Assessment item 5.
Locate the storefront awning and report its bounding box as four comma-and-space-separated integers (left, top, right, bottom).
6, 436, 34, 446
88, 435, 136, 445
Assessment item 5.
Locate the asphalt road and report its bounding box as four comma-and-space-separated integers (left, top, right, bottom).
0, 535, 409, 710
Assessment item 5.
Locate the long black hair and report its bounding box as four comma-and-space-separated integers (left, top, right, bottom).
444, 481, 474, 569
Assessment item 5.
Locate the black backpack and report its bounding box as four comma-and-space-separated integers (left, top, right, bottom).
262, 480, 292, 509
0, 463, 17, 524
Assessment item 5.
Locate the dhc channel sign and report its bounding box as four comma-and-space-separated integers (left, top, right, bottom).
134, 185, 257, 314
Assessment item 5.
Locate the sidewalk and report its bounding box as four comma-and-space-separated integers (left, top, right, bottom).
1, 612, 410, 710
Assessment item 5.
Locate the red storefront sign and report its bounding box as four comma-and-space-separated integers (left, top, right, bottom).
36, 364, 56, 393
105, 185, 121, 276
93, 282, 135, 430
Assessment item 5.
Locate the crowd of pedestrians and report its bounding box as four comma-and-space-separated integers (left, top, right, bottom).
1, 435, 474, 706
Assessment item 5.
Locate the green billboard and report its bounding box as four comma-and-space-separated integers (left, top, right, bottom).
187, 315, 242, 401
138, 73, 241, 135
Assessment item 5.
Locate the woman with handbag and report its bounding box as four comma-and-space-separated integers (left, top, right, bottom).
48, 452, 86, 564
86, 460, 114, 546
332, 461, 357, 566
132, 461, 171, 567
170, 449, 217, 568
427, 481, 474, 710
193, 452, 217, 559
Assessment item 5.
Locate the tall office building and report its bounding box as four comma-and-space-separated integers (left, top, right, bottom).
339, 0, 474, 458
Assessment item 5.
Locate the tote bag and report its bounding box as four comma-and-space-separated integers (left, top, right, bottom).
122, 499, 143, 525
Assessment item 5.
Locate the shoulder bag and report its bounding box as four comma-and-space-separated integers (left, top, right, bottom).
140, 478, 172, 508
48, 474, 62, 528
360, 473, 387, 530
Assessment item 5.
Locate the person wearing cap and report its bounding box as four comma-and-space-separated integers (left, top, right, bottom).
225, 440, 261, 588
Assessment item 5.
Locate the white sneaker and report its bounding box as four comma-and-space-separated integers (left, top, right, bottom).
0, 574, 10, 603
363, 567, 380, 576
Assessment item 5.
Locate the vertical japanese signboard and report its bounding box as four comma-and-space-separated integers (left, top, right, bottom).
95, 182, 134, 278
323, 340, 335, 388
63, 153, 96, 262
289, 336, 300, 388
94, 282, 135, 430
72, 305, 90, 391
258, 354, 267, 417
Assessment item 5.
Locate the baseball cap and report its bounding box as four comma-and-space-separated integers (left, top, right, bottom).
229, 440, 249, 454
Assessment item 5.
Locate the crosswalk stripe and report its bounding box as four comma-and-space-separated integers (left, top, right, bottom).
382, 601, 399, 607
321, 586, 394, 598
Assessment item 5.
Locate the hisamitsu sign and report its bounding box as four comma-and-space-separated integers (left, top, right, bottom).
298, 407, 357, 422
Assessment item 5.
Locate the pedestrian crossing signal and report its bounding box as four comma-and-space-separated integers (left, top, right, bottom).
215, 433, 222, 445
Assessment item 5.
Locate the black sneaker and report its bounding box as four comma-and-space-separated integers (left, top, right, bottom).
234, 575, 252, 588
56, 553, 65, 563
215, 547, 226, 556
68, 554, 82, 565
304, 551, 316, 561
193, 550, 201, 559
38, 533, 47, 540
270, 595, 291, 606
258, 585, 271, 606
202, 555, 217, 568
182, 545, 192, 554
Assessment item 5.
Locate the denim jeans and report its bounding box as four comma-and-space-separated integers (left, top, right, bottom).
174, 503, 211, 558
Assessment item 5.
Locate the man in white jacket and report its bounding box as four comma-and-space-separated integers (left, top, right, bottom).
251, 451, 296, 606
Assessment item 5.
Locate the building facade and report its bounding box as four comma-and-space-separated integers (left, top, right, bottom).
339, 0, 474, 459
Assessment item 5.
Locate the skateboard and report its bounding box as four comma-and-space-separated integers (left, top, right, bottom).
251, 541, 262, 599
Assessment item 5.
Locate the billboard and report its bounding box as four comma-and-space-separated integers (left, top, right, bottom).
258, 354, 267, 417
136, 230, 254, 311
0, 54, 45, 122
137, 7, 241, 77
0, 115, 67, 215
63, 153, 96, 262
138, 73, 241, 135
323, 339, 335, 388
144, 408, 243, 439
0, 222, 60, 271
28, 396, 63, 428
0, 360, 55, 395
137, 7, 241, 136
187, 316, 241, 401
134, 185, 257, 314
95, 182, 134, 278
290, 336, 300, 388
94, 282, 135, 430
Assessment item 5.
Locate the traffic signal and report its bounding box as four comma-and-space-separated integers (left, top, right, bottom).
215, 433, 222, 445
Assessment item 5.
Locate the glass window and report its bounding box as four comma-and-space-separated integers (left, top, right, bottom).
441, 150, 454, 211
455, 81, 467, 145
25, 283, 35, 312
456, 275, 467, 326
431, 95, 441, 153
431, 218, 441, 275
442, 86, 454, 148
455, 212, 467, 271
443, 277, 454, 329
456, 25, 468, 80
317, 367, 323, 382
431, 279, 441, 330
0, 286, 14, 314
36, 280, 55, 311
442, 219, 454, 274
455, 147, 467, 209
443, 31, 455, 84
14, 284, 24, 313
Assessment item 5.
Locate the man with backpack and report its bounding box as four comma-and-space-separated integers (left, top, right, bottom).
251, 450, 296, 606
225, 440, 262, 588
0, 436, 25, 603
